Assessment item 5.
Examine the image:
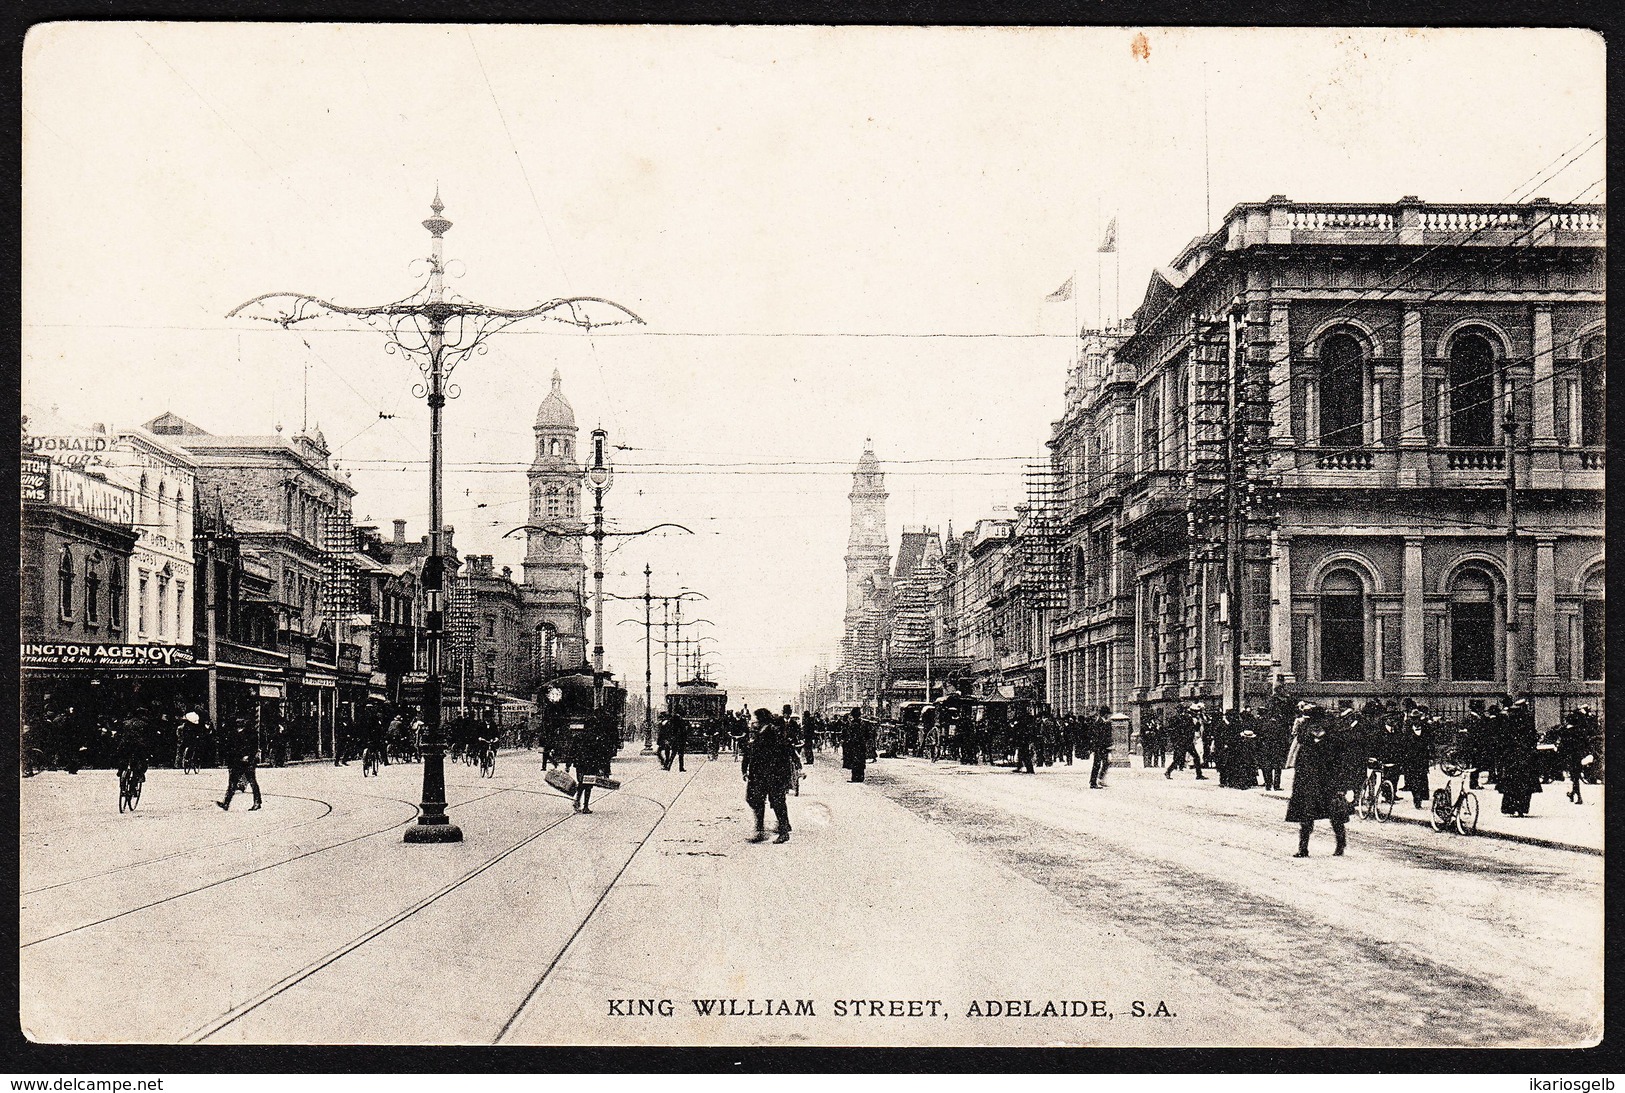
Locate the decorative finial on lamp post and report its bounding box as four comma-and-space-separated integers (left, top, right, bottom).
423, 190, 452, 238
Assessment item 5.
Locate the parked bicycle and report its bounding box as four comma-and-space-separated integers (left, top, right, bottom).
1354, 759, 1398, 822
1431, 764, 1480, 835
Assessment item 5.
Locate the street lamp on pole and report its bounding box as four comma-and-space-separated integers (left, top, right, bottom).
228, 192, 643, 844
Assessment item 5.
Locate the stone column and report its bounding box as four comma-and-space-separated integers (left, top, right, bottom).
1534, 536, 1557, 678
1527, 311, 1553, 451
1399, 310, 1425, 446
1402, 536, 1426, 679
1271, 532, 1294, 682
1269, 301, 1293, 448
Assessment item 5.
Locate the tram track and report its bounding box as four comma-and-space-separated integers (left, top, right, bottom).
21, 791, 338, 897
494, 760, 707, 1044
20, 786, 512, 949
183, 762, 675, 1044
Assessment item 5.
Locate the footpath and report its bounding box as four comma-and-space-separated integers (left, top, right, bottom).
1123, 757, 1603, 855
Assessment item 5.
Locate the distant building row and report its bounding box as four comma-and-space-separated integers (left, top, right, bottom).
832, 196, 1604, 737
20, 372, 599, 760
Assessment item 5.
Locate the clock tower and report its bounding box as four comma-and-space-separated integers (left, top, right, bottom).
840, 442, 892, 702
521, 370, 588, 675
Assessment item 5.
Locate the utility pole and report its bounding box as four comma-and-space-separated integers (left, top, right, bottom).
229, 192, 642, 844
587, 429, 612, 717
1504, 383, 1520, 696
642, 565, 654, 753
1225, 305, 1245, 714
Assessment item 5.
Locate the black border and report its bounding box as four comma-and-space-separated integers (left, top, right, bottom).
3, 0, 1622, 1075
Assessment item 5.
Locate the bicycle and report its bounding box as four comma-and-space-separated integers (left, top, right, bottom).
118, 763, 146, 813
479, 743, 496, 779
362, 747, 381, 777
1430, 765, 1480, 835
1354, 760, 1398, 822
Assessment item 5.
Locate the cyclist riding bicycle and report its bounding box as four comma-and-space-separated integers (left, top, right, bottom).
476, 723, 499, 774
115, 710, 151, 808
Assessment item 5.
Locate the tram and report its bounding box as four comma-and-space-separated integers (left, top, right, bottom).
666, 677, 729, 752
933, 693, 1031, 763
537, 671, 626, 745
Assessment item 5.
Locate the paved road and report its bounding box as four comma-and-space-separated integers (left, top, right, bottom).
867, 758, 1602, 1048
18, 750, 1601, 1047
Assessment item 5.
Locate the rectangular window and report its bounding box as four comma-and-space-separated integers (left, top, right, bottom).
1320, 595, 1365, 680
1582, 600, 1605, 681
138, 572, 151, 636
1450, 602, 1496, 681
157, 574, 170, 638
175, 581, 186, 640
110, 570, 123, 628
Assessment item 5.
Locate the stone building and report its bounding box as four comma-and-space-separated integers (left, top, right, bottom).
459, 554, 527, 705
146, 412, 362, 757
1044, 196, 1604, 733
521, 371, 589, 682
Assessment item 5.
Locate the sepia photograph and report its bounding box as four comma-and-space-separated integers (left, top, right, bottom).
16, 22, 1606, 1051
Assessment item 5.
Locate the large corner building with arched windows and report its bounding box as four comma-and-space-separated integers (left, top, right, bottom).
1045, 196, 1604, 734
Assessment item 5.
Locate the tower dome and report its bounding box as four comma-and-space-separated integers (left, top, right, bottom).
535, 370, 576, 430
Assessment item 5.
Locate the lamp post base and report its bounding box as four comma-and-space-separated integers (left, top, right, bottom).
403, 820, 464, 843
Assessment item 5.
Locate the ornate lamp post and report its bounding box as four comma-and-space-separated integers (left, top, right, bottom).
228, 192, 643, 843
585, 429, 613, 717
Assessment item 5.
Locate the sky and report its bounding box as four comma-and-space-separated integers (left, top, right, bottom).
21, 24, 1605, 708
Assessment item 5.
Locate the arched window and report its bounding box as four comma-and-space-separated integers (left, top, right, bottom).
109, 565, 123, 628
1580, 335, 1606, 447
1448, 332, 1498, 447
530, 485, 544, 518
1319, 332, 1365, 448
1581, 568, 1604, 681
564, 439, 573, 459
1449, 567, 1498, 681
157, 480, 167, 523
174, 490, 185, 537
565, 488, 577, 518
549, 438, 561, 457
58, 548, 75, 620
546, 486, 560, 517
138, 473, 148, 525
85, 557, 101, 624
1319, 568, 1366, 681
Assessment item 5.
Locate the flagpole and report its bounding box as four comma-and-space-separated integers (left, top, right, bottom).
1115, 218, 1121, 327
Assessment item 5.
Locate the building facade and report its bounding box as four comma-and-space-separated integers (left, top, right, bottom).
1044, 196, 1603, 734
147, 412, 362, 758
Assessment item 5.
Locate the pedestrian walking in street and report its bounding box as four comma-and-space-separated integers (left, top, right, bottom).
1089, 706, 1113, 788
1285, 704, 1349, 857
1400, 706, 1434, 809
1498, 697, 1542, 817
671, 712, 689, 772
570, 711, 615, 814
842, 709, 868, 783
1558, 706, 1595, 804
742, 708, 795, 843
656, 713, 675, 770
1164, 705, 1206, 779
217, 717, 262, 811
1013, 707, 1037, 774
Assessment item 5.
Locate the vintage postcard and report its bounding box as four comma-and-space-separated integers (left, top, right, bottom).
18, 23, 1605, 1049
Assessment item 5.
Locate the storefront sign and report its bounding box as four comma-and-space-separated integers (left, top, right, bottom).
21, 454, 50, 502
22, 643, 196, 669
26, 434, 110, 468
258, 683, 285, 698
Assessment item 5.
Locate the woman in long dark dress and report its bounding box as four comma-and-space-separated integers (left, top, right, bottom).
1286, 705, 1351, 857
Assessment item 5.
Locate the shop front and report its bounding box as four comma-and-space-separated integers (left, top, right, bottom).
21, 643, 200, 768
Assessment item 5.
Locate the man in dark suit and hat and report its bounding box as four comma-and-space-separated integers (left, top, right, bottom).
743, 708, 795, 843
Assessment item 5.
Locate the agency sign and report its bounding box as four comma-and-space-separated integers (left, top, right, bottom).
22, 643, 196, 670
